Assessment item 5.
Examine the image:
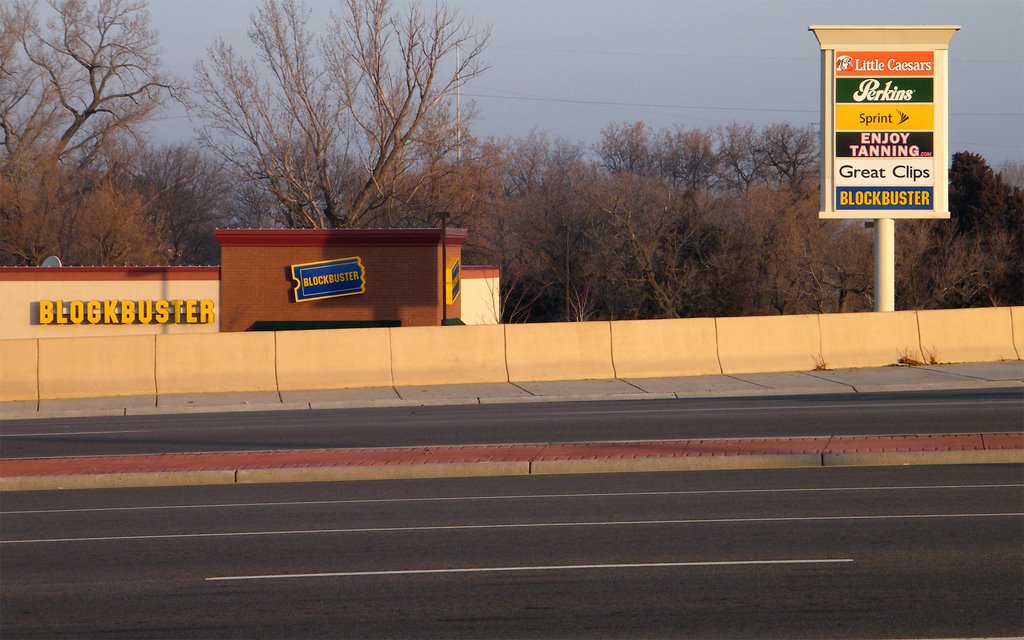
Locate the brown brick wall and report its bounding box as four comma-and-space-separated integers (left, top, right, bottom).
217, 230, 463, 331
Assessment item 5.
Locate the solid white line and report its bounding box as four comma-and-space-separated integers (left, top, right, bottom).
0, 429, 151, 438
553, 398, 1024, 417
3, 512, 1020, 545
3, 398, 1018, 438
4, 483, 1022, 516
205, 558, 855, 581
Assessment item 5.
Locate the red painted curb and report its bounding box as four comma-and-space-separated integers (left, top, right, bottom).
1, 433, 1020, 479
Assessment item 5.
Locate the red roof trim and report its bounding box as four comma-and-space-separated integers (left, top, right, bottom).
215, 228, 468, 248
0, 266, 220, 281
462, 265, 500, 279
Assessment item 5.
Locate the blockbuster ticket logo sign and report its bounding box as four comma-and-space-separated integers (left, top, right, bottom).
291, 257, 365, 302
445, 256, 461, 305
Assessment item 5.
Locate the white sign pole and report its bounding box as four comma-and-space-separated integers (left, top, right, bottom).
874, 218, 895, 311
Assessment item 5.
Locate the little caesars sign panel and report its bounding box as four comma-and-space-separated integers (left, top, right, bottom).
811, 27, 958, 219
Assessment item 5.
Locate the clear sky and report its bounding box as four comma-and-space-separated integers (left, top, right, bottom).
146, 0, 1024, 166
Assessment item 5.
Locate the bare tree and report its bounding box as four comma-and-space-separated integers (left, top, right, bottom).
0, 0, 179, 168
64, 176, 168, 266
596, 122, 654, 176
328, 0, 488, 223
653, 126, 717, 192
193, 0, 489, 229
714, 122, 767, 192
757, 122, 818, 193
1, 0, 180, 265
132, 145, 233, 265
194, 0, 345, 229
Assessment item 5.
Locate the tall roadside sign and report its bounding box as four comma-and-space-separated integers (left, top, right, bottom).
809, 25, 958, 311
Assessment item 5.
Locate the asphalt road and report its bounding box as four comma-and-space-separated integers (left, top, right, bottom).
2, 465, 1022, 639
2, 388, 1022, 459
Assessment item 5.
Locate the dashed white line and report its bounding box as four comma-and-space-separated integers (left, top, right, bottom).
4, 483, 1021, 515
205, 558, 855, 581
3, 512, 1020, 545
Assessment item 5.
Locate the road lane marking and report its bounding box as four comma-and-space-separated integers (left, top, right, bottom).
4, 484, 1021, 515
3, 512, 1020, 545
205, 558, 855, 581
554, 398, 1024, 417
3, 398, 1019, 438
0, 429, 151, 438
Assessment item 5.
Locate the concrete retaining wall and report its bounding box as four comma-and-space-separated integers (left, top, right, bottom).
716, 314, 822, 374
39, 336, 155, 400
819, 311, 923, 369
2, 307, 1020, 402
1010, 307, 1024, 360
390, 325, 507, 386
155, 332, 277, 395
916, 307, 1018, 364
611, 318, 720, 378
505, 322, 614, 382
0, 339, 38, 402
276, 328, 393, 391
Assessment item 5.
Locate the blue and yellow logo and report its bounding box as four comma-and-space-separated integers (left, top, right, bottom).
291, 257, 365, 302
445, 256, 461, 305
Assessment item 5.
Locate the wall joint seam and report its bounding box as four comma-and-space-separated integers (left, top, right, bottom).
713, 318, 724, 375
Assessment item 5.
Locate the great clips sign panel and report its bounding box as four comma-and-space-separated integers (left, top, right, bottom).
810, 27, 959, 219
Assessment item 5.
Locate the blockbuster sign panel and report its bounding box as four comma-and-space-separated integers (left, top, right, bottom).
811, 26, 959, 219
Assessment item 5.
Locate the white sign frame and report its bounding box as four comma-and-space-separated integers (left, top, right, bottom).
811, 26, 959, 220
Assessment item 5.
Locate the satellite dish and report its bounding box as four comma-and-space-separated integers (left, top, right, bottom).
41, 256, 62, 267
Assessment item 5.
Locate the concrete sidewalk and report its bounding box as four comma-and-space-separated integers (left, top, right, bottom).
3, 361, 1022, 421
3, 432, 1022, 492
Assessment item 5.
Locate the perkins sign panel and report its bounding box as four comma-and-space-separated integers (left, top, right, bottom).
291, 257, 365, 302
834, 77, 933, 103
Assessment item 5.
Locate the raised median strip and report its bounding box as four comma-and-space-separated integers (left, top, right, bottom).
1, 432, 1021, 491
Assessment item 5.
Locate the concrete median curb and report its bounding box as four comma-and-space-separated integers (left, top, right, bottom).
235, 461, 531, 485
0, 470, 236, 491
2, 432, 1020, 492
529, 453, 824, 476
823, 449, 1024, 467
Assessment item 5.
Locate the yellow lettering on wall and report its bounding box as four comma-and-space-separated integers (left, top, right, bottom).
199, 299, 215, 324
32, 299, 217, 326
154, 300, 170, 324
69, 300, 85, 324
86, 300, 101, 324
121, 300, 136, 324
171, 300, 185, 323
104, 300, 119, 324
39, 300, 55, 324
137, 300, 153, 324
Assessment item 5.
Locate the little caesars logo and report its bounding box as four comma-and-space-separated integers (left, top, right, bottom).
851, 79, 914, 102
835, 54, 933, 74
